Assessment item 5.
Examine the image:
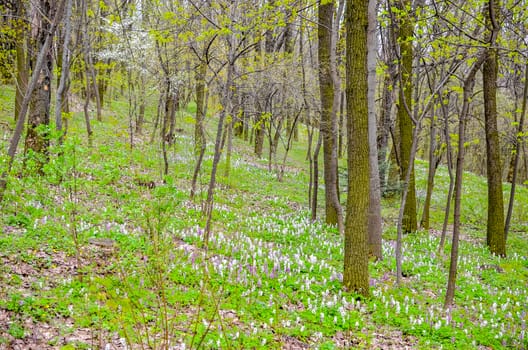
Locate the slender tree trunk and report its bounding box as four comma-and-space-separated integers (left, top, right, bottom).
14, 1, 28, 123
278, 109, 301, 182
396, 0, 417, 233
191, 56, 208, 198
151, 91, 163, 144
203, 49, 235, 248
338, 90, 345, 158
82, 79, 93, 142
378, 72, 395, 194
438, 94, 455, 253
421, 104, 439, 230
483, 0, 505, 257
224, 119, 233, 178
136, 74, 146, 134
81, 0, 101, 121
161, 81, 171, 176
445, 55, 485, 308
254, 113, 265, 157
55, 0, 73, 141
367, 0, 382, 260
318, 0, 343, 231
378, 16, 398, 194
343, 0, 370, 296
312, 131, 323, 221
505, 61, 528, 240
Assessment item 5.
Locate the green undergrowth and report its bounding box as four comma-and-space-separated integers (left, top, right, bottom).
0, 86, 526, 349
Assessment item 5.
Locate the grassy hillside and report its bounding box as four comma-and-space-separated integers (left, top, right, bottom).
0, 85, 527, 349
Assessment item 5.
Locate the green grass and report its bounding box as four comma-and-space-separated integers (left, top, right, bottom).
0, 85, 526, 349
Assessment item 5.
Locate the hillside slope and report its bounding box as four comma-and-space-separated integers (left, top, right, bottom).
0, 87, 527, 349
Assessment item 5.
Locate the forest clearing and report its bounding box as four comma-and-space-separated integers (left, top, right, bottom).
1, 0, 528, 349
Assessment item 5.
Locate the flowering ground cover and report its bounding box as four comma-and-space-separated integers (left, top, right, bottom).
0, 92, 527, 349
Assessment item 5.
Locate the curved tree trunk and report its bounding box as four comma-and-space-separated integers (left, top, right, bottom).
445, 53, 486, 308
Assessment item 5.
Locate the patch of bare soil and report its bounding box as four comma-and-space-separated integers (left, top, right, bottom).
370, 329, 417, 349
280, 335, 310, 349
0, 237, 123, 349
0, 310, 126, 350
429, 227, 481, 245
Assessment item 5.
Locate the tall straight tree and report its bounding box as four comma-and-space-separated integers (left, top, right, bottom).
13, 0, 28, 123
318, 0, 343, 232
483, 0, 505, 256
367, 0, 382, 259
343, 0, 370, 296
395, 0, 417, 233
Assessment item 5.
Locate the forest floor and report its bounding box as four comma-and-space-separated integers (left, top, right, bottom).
0, 87, 527, 349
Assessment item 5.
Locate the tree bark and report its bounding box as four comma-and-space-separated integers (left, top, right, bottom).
367, 0, 382, 260
343, 0, 370, 297
24, 0, 56, 163
55, 0, 73, 140
203, 35, 236, 247
191, 55, 208, 199
318, 0, 343, 232
14, 1, 28, 123
312, 132, 323, 221
396, 0, 417, 233
81, 0, 101, 121
438, 93, 455, 253
445, 55, 485, 308
0, 0, 65, 201
421, 102, 439, 230
483, 0, 505, 257
505, 60, 528, 240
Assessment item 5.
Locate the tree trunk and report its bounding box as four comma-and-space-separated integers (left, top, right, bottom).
343, 0, 370, 297
483, 0, 505, 257
378, 71, 394, 194
338, 90, 345, 158
55, 0, 73, 141
312, 131, 323, 221
438, 94, 455, 253
505, 60, 528, 240
161, 80, 171, 177
254, 113, 265, 158
203, 45, 235, 248
191, 56, 208, 198
224, 118, 233, 178
0, 0, 65, 201
445, 54, 485, 308
367, 0, 382, 260
81, 0, 101, 122
421, 104, 439, 230
318, 0, 343, 231
14, 1, 28, 123
396, 0, 417, 233
24, 0, 56, 164
378, 10, 398, 195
